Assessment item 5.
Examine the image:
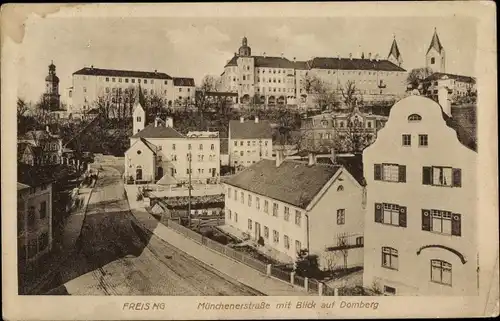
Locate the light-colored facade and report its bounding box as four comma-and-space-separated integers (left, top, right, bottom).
17, 182, 53, 264
423, 73, 477, 103
220, 37, 407, 109
228, 117, 273, 170
66, 67, 195, 116
224, 155, 365, 268
362, 94, 478, 296
125, 112, 220, 184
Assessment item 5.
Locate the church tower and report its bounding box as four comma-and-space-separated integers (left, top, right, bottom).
132, 85, 146, 134
387, 35, 403, 67
43, 61, 61, 110
238, 36, 252, 57
426, 28, 446, 73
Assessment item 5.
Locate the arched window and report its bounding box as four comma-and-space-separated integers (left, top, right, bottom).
430, 259, 452, 285
337, 185, 344, 191
408, 114, 422, 122
431, 57, 435, 64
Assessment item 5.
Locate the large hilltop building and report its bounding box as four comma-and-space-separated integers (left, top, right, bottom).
65, 67, 196, 118
220, 36, 408, 109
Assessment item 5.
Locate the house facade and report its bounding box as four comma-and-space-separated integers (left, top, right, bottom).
423, 73, 476, 103
224, 154, 365, 269
362, 94, 478, 296
228, 117, 273, 170
125, 111, 220, 184
18, 127, 63, 165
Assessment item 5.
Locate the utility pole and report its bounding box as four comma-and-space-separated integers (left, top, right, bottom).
188, 151, 192, 227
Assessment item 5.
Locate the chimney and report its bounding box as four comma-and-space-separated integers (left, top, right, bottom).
375, 54, 379, 61
281, 53, 284, 58
154, 69, 157, 73
276, 150, 284, 167
165, 116, 174, 128
308, 152, 316, 166
263, 52, 267, 58
368, 52, 372, 60
349, 53, 353, 59
438, 86, 452, 117
240, 117, 244, 123
91, 65, 94, 69
293, 57, 296, 62
254, 116, 259, 123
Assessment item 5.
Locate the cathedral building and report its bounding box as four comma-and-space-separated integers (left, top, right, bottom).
220, 36, 408, 109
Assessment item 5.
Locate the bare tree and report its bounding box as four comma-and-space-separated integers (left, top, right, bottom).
17, 98, 29, 118
407, 67, 433, 92
339, 80, 361, 109
303, 74, 339, 111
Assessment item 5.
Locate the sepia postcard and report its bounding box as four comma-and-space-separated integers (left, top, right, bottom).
1, 2, 498, 320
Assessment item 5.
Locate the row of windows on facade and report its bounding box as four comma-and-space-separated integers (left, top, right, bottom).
374, 202, 462, 236
381, 247, 453, 287
232, 75, 295, 84
228, 187, 303, 225
232, 150, 268, 157
374, 163, 462, 187
98, 76, 168, 85
227, 67, 294, 75
226, 209, 302, 251
182, 168, 217, 175
315, 119, 376, 129
20, 232, 50, 260
228, 66, 404, 77
137, 142, 217, 152
233, 140, 269, 147
154, 153, 218, 162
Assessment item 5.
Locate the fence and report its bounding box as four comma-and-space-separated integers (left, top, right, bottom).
271, 266, 292, 283
308, 278, 319, 293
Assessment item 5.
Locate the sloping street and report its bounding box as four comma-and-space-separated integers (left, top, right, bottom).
45, 166, 262, 296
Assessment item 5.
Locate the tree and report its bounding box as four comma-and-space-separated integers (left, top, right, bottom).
339, 80, 361, 109
303, 74, 339, 111
17, 98, 29, 118
406, 67, 433, 91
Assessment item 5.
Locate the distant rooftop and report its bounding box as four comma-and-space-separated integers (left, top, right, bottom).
73, 67, 173, 80
229, 119, 273, 140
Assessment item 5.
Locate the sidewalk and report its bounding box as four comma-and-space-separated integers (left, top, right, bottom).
125, 185, 311, 296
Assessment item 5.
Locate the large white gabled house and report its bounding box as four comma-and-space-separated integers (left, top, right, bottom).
363, 91, 478, 296
223, 152, 366, 269
124, 102, 220, 185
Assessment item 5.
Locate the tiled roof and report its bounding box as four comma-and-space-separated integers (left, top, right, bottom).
424, 72, 476, 84
309, 57, 406, 72
131, 123, 185, 139
225, 159, 341, 209
73, 67, 173, 80
254, 56, 296, 69
229, 119, 273, 139
294, 61, 310, 70
427, 29, 444, 54
225, 55, 238, 67
173, 77, 195, 87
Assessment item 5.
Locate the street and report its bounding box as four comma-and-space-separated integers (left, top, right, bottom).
45, 167, 262, 296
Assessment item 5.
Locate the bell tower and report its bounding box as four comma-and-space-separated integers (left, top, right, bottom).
387, 35, 403, 67
238, 36, 252, 57
43, 61, 61, 110
426, 28, 446, 73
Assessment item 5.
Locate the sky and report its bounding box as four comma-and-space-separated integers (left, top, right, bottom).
17, 15, 477, 103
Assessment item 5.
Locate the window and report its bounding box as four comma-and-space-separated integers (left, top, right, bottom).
106, 77, 109, 82
234, 190, 238, 200
112, 78, 116, 82
383, 286, 396, 296
284, 235, 290, 249
356, 236, 364, 246
431, 260, 452, 285
419, 134, 428, 146
374, 203, 407, 227
264, 226, 269, 238
198, 144, 203, 151
255, 197, 260, 210
235, 212, 238, 222
381, 247, 398, 270
337, 209, 345, 225
227, 210, 232, 220
248, 194, 252, 207
295, 240, 302, 252
264, 200, 269, 213
408, 114, 422, 121
39, 201, 47, 219
374, 163, 406, 183
144, 79, 148, 84
337, 185, 344, 191
273, 230, 279, 243
240, 141, 243, 146
248, 219, 253, 230
282, 206, 290, 221
83, 87, 87, 93
132, 79, 135, 83
28, 206, 36, 225
422, 209, 461, 236
272, 203, 278, 217
431, 57, 435, 64
187, 144, 192, 150
228, 188, 231, 199
422, 166, 461, 187
240, 192, 244, 204
211, 144, 215, 151
234, 141, 238, 147
295, 210, 301, 226
402, 134, 411, 146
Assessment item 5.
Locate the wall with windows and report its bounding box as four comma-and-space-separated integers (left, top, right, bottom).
17, 184, 53, 264
363, 95, 477, 295
308, 169, 365, 269
228, 138, 273, 168
223, 185, 308, 261
124, 139, 156, 182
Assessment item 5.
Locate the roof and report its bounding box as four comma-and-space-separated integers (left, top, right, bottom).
140, 138, 158, 153
229, 119, 273, 139
427, 29, 444, 54
220, 138, 229, 154
424, 72, 476, 84
156, 174, 178, 185
225, 159, 342, 209
205, 91, 239, 97
309, 57, 406, 72
131, 123, 185, 139
294, 61, 310, 70
320, 154, 365, 186
225, 55, 297, 69
73, 67, 173, 80
173, 77, 195, 87
388, 38, 401, 60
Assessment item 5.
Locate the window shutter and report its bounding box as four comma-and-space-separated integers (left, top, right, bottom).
398, 165, 406, 183
374, 164, 382, 181
399, 206, 407, 227
422, 166, 432, 185
374, 203, 383, 223
452, 168, 462, 187
451, 213, 462, 236
421, 209, 431, 231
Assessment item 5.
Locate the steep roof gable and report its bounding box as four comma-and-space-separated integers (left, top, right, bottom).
427, 29, 444, 54
131, 123, 185, 139
388, 38, 401, 60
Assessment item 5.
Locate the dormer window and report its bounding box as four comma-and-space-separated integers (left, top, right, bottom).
408, 114, 422, 122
